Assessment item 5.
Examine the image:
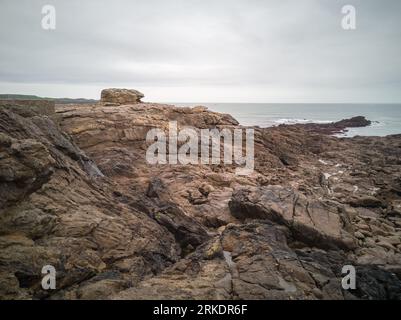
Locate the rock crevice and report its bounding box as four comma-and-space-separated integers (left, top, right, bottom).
1, 91, 400, 300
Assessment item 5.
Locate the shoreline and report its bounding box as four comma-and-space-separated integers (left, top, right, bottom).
2, 94, 401, 137
177, 102, 401, 138
1, 92, 401, 300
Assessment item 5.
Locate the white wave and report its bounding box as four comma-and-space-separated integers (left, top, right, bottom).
370, 121, 384, 127
273, 118, 332, 125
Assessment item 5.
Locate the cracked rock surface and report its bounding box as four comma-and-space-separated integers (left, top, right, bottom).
1, 98, 400, 300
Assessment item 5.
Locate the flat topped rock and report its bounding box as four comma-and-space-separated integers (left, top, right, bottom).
100, 88, 144, 105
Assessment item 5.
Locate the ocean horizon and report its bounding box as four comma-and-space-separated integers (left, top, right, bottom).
174, 103, 401, 137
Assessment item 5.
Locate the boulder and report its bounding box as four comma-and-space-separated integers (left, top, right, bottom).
100, 88, 144, 105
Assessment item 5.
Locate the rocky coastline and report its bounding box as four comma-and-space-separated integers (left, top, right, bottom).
1, 89, 400, 300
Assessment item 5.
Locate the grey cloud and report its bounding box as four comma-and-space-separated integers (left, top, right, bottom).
0, 0, 400, 101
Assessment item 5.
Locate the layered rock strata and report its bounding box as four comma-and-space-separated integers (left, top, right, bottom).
1, 92, 400, 300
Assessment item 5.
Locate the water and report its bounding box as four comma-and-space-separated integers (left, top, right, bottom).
174, 103, 401, 137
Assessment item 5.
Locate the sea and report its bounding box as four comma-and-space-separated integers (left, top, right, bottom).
174, 103, 401, 137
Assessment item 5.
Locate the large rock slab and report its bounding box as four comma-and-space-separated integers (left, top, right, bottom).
229, 186, 357, 250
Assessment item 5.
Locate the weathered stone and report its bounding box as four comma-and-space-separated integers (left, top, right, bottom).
355, 231, 365, 240
1, 91, 401, 300
100, 88, 144, 105
0, 99, 55, 116
348, 195, 384, 208
229, 186, 356, 250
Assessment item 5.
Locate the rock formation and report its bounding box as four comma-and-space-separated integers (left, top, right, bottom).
100, 88, 144, 105
0, 89, 400, 300
284, 116, 372, 135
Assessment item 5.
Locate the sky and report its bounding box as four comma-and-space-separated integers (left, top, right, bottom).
0, 0, 400, 102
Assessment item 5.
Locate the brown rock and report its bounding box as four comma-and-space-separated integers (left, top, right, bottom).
228, 186, 356, 250
100, 88, 144, 105
348, 195, 384, 208
2, 91, 401, 300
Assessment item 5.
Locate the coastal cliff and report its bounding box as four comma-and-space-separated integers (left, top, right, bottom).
1, 91, 400, 300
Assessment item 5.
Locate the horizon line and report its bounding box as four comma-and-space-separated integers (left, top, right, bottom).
1, 93, 401, 105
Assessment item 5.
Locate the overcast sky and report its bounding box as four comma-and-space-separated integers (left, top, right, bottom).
0, 0, 400, 102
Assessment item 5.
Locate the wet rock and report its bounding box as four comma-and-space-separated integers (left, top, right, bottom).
351, 266, 401, 300
285, 116, 371, 135
335, 116, 372, 128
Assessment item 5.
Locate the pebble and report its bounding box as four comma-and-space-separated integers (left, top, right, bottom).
376, 241, 395, 251
354, 231, 365, 239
